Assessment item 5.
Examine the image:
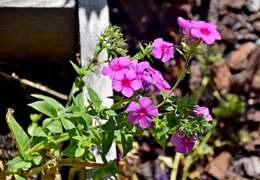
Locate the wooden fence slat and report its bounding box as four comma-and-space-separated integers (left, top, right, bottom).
0, 0, 75, 7
78, 0, 116, 166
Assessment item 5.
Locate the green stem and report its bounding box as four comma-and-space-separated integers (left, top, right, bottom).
27, 133, 69, 154
181, 121, 217, 180
26, 159, 105, 177
170, 153, 183, 180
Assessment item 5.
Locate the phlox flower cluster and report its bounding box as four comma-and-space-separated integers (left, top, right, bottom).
102, 57, 171, 97
102, 16, 217, 154
178, 17, 221, 45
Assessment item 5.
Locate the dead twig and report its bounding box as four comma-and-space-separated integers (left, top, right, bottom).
0, 70, 68, 100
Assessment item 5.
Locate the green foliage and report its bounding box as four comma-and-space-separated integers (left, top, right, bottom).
213, 93, 245, 118
6, 109, 30, 156
132, 43, 152, 60
97, 25, 128, 58
87, 86, 102, 112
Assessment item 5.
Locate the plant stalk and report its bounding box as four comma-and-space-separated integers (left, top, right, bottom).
170, 152, 183, 180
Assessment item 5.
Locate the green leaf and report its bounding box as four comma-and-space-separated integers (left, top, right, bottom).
32, 127, 47, 137
14, 174, 26, 180
102, 113, 127, 131
44, 119, 63, 134
7, 156, 32, 172
102, 131, 114, 156
63, 141, 78, 157
87, 86, 102, 112
75, 147, 85, 157
61, 118, 76, 130
31, 152, 42, 165
70, 61, 84, 76
28, 101, 57, 118
28, 122, 38, 136
92, 161, 118, 180
30, 114, 42, 122
121, 133, 133, 156
31, 94, 64, 111
82, 113, 92, 127
6, 109, 30, 155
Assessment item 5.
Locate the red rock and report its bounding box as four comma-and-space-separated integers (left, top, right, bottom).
253, 21, 260, 32
207, 152, 232, 179
227, 42, 255, 70
247, 109, 260, 122
218, 25, 236, 42
249, 12, 260, 22
252, 67, 260, 90
214, 63, 231, 94
228, 0, 245, 9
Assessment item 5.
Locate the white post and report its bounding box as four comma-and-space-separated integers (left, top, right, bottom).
78, 0, 116, 171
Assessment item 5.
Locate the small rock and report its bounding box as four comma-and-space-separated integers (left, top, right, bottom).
218, 25, 236, 42
247, 109, 260, 122
207, 152, 232, 179
249, 12, 260, 22
214, 63, 231, 94
228, 0, 245, 9
221, 13, 239, 27
252, 68, 260, 90
245, 0, 260, 12
253, 21, 260, 32
227, 42, 255, 70
242, 156, 260, 177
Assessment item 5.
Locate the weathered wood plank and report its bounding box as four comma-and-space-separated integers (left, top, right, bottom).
0, 8, 76, 60
78, 0, 113, 107
0, 0, 75, 8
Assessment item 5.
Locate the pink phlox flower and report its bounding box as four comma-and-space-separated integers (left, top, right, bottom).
102, 56, 132, 80
170, 130, 197, 154
112, 70, 142, 97
147, 66, 171, 92
126, 97, 158, 129
177, 17, 193, 35
190, 20, 221, 45
152, 38, 174, 63
133, 61, 153, 89
193, 105, 213, 122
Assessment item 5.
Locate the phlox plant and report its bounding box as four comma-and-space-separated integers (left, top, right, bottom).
2, 17, 221, 179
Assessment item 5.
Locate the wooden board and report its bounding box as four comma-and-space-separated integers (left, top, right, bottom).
0, 7, 76, 60
0, 0, 75, 8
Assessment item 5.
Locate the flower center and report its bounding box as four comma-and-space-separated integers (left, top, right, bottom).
161, 45, 170, 54
200, 28, 210, 35
138, 108, 147, 117
112, 64, 122, 71
121, 78, 131, 87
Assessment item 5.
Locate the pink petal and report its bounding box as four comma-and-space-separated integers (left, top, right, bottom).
139, 97, 152, 109
128, 114, 138, 124
101, 66, 111, 75
118, 56, 131, 66
112, 80, 122, 92
122, 87, 134, 97
152, 47, 163, 59
125, 70, 136, 80
126, 102, 139, 112
147, 105, 158, 116
115, 70, 125, 80
161, 52, 172, 63
139, 117, 153, 129
130, 79, 142, 91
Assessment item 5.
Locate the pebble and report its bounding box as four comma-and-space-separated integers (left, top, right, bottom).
226, 42, 255, 70
245, 0, 260, 12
